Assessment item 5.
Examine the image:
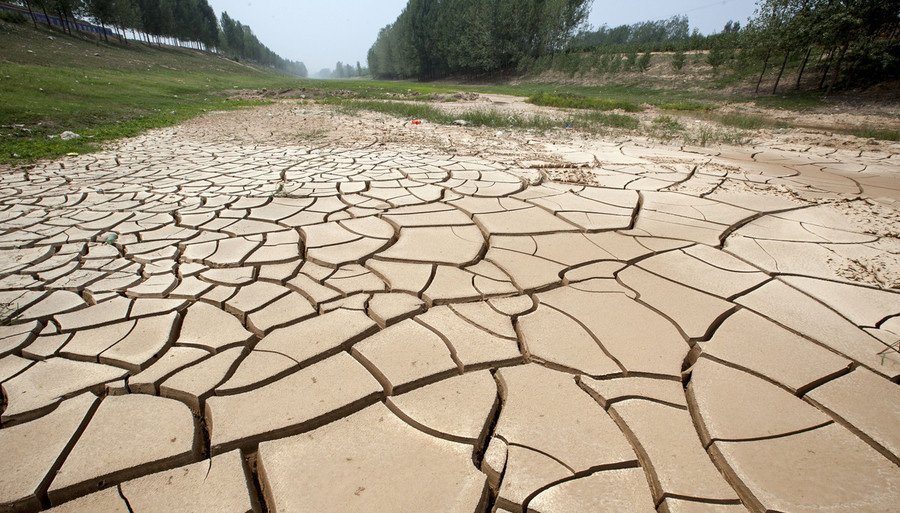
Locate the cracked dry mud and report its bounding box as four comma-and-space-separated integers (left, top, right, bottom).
0, 98, 899, 513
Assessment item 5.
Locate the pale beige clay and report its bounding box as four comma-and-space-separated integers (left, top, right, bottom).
0, 98, 897, 513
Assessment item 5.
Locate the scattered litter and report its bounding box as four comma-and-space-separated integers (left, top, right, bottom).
565, 123, 573, 128
60, 131, 81, 141
495, 131, 504, 136
410, 120, 422, 125
104, 233, 118, 245
453, 119, 469, 126
65, 152, 79, 157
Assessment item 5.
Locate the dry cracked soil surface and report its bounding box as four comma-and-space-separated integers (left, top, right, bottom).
0, 96, 899, 513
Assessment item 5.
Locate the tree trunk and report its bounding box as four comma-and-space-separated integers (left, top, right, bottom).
39, 3, 52, 30
24, 0, 37, 29
58, 9, 71, 35
755, 48, 771, 94
773, 50, 790, 94
819, 49, 834, 90
826, 41, 849, 96
64, 7, 77, 34
795, 47, 811, 90
100, 22, 108, 43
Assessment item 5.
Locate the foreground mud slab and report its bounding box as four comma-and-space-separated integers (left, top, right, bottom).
0, 101, 898, 512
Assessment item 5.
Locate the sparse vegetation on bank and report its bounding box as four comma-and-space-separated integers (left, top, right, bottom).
526, 93, 642, 112
0, 20, 296, 163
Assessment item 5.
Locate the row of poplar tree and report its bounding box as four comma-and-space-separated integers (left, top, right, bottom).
11, 0, 307, 76
367, 0, 591, 79
368, 0, 898, 91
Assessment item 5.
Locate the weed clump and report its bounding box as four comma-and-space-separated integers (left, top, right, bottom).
527, 93, 643, 112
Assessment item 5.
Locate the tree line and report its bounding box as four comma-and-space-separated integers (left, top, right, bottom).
10, 0, 307, 76
741, 0, 898, 93
368, 0, 898, 91
570, 15, 693, 49
367, 0, 592, 79
547, 0, 897, 92
219, 11, 307, 76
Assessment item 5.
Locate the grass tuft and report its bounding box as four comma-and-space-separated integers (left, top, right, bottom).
653, 115, 685, 131
331, 99, 571, 131
656, 101, 716, 111
851, 128, 899, 141
718, 113, 789, 130
576, 111, 640, 129
527, 93, 643, 112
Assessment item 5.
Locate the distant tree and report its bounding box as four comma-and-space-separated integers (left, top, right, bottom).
84, 0, 114, 41
672, 50, 685, 70
26, 0, 55, 30
741, 0, 899, 93
47, 0, 84, 35
357, 61, 362, 76
368, 0, 591, 79
723, 20, 741, 33
197, 1, 219, 50
706, 39, 729, 69
624, 47, 638, 70
608, 53, 622, 72
637, 51, 651, 72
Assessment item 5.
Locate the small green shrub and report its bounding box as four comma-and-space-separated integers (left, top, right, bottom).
0, 10, 28, 24
653, 116, 685, 131
719, 113, 789, 130
852, 128, 899, 141
672, 51, 685, 71
637, 52, 652, 72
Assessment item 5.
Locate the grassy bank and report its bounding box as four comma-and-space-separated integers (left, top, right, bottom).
0, 20, 300, 164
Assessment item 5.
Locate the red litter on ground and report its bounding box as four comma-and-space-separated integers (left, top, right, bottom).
410, 120, 422, 125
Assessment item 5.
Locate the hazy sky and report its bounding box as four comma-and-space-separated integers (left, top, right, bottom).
205, 0, 759, 74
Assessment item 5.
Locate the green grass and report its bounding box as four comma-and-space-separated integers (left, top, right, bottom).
527, 93, 643, 112
0, 10, 28, 24
653, 115, 685, 131
717, 113, 790, 130
752, 90, 828, 111
0, 21, 302, 164
327, 96, 644, 133
284, 79, 461, 99
328, 98, 570, 131
656, 101, 717, 111
2, 99, 268, 162
689, 125, 748, 146
576, 111, 641, 129
850, 128, 900, 141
